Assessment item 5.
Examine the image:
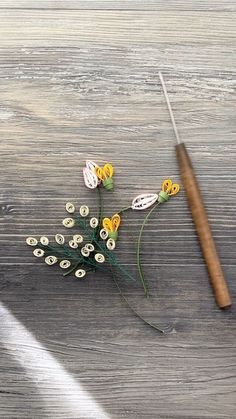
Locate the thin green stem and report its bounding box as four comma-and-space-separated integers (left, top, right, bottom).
117, 206, 131, 215
136, 202, 161, 297
110, 266, 165, 333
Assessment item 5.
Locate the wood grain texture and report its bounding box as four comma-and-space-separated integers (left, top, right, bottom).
0, 2, 236, 419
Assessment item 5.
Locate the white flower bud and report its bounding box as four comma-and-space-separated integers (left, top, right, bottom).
99, 228, 108, 240
69, 240, 78, 249
95, 253, 105, 263
75, 269, 86, 279
33, 248, 45, 257
55, 234, 65, 245
26, 237, 38, 246
79, 205, 89, 217
81, 247, 90, 257
73, 234, 83, 244
65, 202, 75, 214
131, 193, 158, 210
59, 260, 71, 269
45, 255, 58, 265
85, 243, 95, 252
40, 236, 49, 246
106, 238, 116, 251
83, 167, 98, 189
62, 218, 75, 228
90, 217, 99, 229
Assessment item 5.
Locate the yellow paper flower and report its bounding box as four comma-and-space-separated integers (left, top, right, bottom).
102, 214, 120, 241
96, 163, 114, 191
158, 179, 180, 203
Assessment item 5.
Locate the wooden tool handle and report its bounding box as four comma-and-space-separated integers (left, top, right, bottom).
176, 142, 231, 309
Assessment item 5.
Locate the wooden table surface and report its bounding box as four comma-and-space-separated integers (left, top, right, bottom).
0, 1, 236, 418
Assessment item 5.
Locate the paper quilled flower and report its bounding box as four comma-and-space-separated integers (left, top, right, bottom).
26, 161, 180, 333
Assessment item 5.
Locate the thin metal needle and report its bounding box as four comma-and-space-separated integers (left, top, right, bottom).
158, 72, 181, 145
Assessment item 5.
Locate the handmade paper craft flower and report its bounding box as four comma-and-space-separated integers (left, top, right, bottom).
96, 163, 114, 191
25, 161, 180, 333
102, 214, 121, 241
158, 179, 180, 203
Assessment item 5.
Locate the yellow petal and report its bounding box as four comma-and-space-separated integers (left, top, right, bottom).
103, 218, 113, 232
169, 183, 180, 196
112, 214, 121, 232
161, 179, 173, 194
96, 166, 105, 181
103, 163, 114, 179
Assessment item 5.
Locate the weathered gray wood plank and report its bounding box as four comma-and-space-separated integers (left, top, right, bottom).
1, 0, 236, 11
0, 3, 236, 419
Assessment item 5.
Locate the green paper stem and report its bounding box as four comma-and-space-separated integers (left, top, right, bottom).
110, 266, 166, 333
117, 206, 131, 215
136, 202, 161, 297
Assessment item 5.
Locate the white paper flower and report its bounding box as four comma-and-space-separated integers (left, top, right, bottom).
45, 255, 58, 265
95, 253, 105, 263
131, 193, 158, 210
33, 248, 45, 257
79, 205, 89, 217
86, 160, 101, 184
65, 202, 75, 214
73, 234, 83, 244
40, 236, 49, 246
26, 237, 38, 246
81, 247, 90, 257
85, 243, 95, 252
99, 228, 108, 240
90, 217, 99, 229
59, 260, 71, 269
106, 238, 116, 251
69, 240, 78, 249
75, 269, 86, 278
83, 167, 98, 189
62, 218, 75, 228
55, 234, 65, 245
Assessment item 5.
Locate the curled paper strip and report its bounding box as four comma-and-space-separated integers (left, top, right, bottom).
40, 236, 49, 246
55, 234, 65, 245
80, 205, 90, 217
75, 269, 86, 278
26, 237, 38, 246
65, 202, 75, 214
85, 243, 95, 252
90, 217, 99, 229
60, 260, 71, 269
69, 240, 78, 249
95, 253, 105, 263
33, 248, 44, 257
106, 238, 116, 251
73, 234, 83, 244
131, 193, 158, 210
45, 256, 58, 265
100, 228, 108, 240
83, 167, 98, 189
81, 247, 90, 257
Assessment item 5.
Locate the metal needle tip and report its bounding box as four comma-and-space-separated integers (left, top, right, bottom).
158, 72, 181, 145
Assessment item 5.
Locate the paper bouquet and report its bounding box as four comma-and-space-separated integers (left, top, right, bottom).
26, 160, 180, 332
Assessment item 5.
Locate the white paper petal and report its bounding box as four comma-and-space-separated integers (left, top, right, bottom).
131, 193, 158, 210
83, 168, 98, 189
86, 160, 98, 171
